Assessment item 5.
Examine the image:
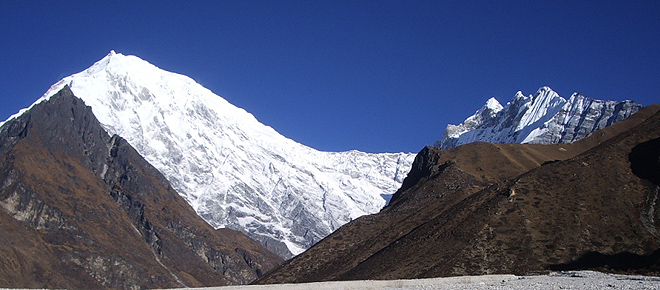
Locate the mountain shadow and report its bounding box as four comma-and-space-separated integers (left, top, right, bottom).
630, 137, 660, 186
548, 249, 660, 274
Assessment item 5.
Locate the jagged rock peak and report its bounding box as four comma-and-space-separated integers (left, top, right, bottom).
436, 86, 643, 149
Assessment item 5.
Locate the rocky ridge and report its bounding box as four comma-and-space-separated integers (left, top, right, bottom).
0, 86, 282, 289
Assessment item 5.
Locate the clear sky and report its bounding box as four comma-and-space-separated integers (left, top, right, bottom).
1, 1, 658, 153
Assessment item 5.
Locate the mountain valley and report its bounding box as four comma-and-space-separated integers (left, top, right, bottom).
1, 51, 657, 288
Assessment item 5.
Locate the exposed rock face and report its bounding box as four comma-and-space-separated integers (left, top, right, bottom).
437, 87, 643, 149
257, 105, 660, 284
25, 51, 415, 258
0, 86, 282, 289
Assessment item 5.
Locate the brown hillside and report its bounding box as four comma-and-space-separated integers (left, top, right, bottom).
0, 86, 282, 289
257, 104, 660, 284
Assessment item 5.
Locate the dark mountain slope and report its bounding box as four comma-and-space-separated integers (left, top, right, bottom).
257, 105, 660, 284
0, 86, 282, 289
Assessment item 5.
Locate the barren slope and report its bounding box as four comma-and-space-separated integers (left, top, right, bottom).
257, 105, 660, 284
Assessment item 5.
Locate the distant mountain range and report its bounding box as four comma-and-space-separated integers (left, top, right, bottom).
436, 86, 643, 149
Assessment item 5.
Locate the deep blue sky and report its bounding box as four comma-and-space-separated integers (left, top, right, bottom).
1, 1, 658, 153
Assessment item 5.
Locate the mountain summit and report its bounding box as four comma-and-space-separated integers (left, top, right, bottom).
436, 86, 643, 149
13, 51, 415, 258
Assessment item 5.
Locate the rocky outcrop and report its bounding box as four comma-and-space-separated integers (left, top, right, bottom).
0, 86, 282, 289
257, 105, 660, 284
436, 87, 643, 149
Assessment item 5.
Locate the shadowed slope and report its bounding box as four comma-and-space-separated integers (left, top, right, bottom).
0, 86, 282, 289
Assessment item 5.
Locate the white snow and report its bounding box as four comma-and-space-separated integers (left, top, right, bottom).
484, 97, 503, 112
9, 51, 415, 257
437, 86, 643, 149
515, 87, 565, 132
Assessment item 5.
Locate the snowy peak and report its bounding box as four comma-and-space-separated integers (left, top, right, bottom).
512, 86, 566, 136
44, 51, 287, 152
443, 97, 502, 140
535, 85, 554, 95
522, 87, 565, 122
85, 50, 116, 74
9, 51, 416, 258
436, 86, 643, 149
512, 90, 527, 101
484, 97, 503, 112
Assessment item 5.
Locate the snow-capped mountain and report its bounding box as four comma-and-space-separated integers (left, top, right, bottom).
5, 51, 415, 258
436, 86, 643, 149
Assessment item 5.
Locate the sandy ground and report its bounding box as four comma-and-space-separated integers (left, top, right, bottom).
169, 271, 660, 290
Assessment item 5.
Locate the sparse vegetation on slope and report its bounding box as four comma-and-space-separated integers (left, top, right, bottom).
257, 105, 660, 284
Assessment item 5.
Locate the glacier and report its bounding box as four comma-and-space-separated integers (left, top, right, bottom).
8, 51, 415, 258
436, 86, 643, 149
